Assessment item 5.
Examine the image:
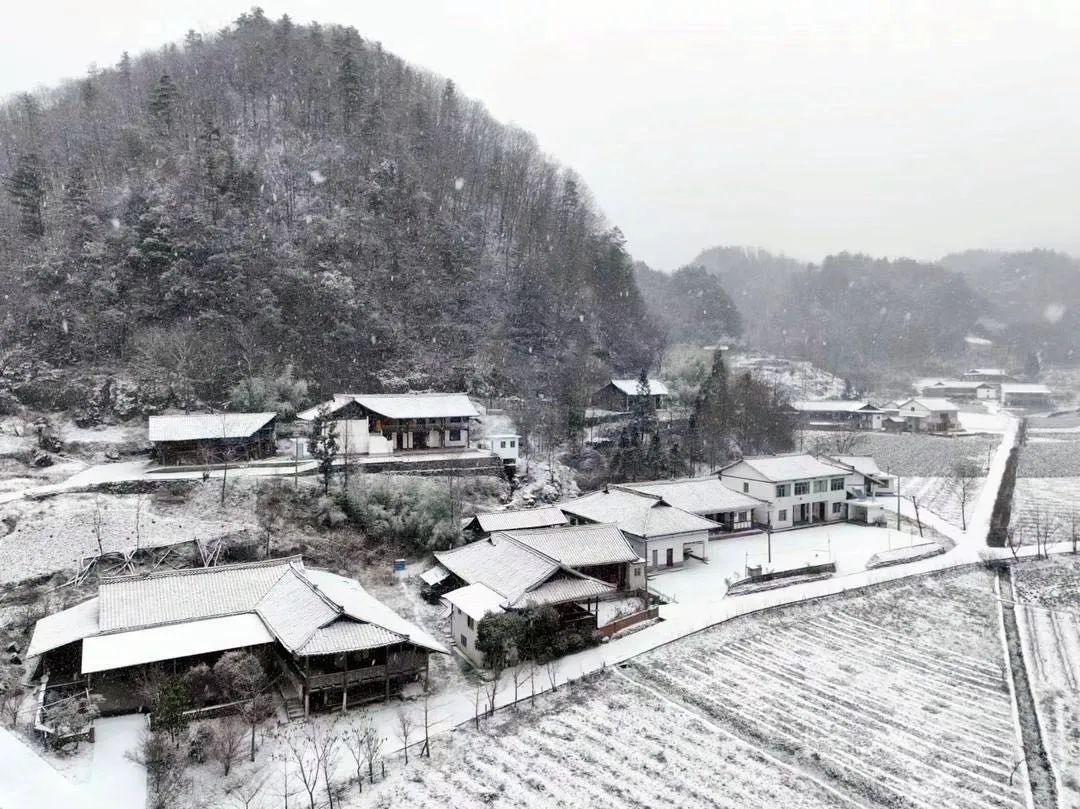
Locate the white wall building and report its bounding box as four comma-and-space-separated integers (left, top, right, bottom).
719, 454, 856, 530
477, 433, 520, 467
444, 583, 505, 668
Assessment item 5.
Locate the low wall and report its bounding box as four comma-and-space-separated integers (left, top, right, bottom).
598, 607, 660, 638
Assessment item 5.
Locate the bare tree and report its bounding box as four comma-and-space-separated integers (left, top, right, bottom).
948, 459, 980, 531
396, 708, 415, 765
91, 494, 106, 557
211, 717, 246, 776
213, 651, 272, 762
0, 682, 23, 728
360, 721, 384, 784
1070, 505, 1078, 555
908, 495, 924, 538
473, 682, 484, 729
284, 728, 321, 809
342, 718, 372, 796
227, 769, 269, 809
256, 480, 287, 558
421, 684, 433, 758
133, 493, 145, 551
1031, 505, 1058, 559
545, 657, 560, 692
485, 669, 501, 716
311, 720, 341, 809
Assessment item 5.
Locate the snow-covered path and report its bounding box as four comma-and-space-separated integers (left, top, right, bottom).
0, 727, 108, 809
85, 715, 147, 809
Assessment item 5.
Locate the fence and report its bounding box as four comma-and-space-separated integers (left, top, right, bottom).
598, 606, 660, 638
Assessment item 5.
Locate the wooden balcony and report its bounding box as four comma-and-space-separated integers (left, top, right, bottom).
305, 656, 426, 693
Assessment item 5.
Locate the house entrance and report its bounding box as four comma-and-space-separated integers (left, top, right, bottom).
813, 501, 826, 521
795, 503, 810, 525
665, 548, 674, 567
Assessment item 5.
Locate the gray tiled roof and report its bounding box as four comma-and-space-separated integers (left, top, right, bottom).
508, 576, 614, 608
559, 488, 719, 538
500, 523, 638, 567
468, 506, 568, 534
255, 567, 339, 652
297, 620, 404, 656
148, 412, 276, 443
435, 536, 558, 603
622, 478, 764, 516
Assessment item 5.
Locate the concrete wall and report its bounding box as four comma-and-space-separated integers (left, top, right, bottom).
450, 605, 485, 668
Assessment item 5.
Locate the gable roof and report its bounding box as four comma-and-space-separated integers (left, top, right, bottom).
825, 455, 892, 483
435, 536, 559, 603
443, 583, 505, 622
29, 557, 446, 669
899, 397, 959, 412
499, 523, 639, 567
922, 380, 991, 390
506, 575, 614, 609
559, 488, 718, 538
608, 379, 670, 397
622, 477, 765, 515
964, 368, 1008, 376
789, 400, 882, 413
465, 506, 569, 534
720, 454, 849, 483
297, 393, 479, 421
1000, 383, 1051, 395
148, 412, 276, 443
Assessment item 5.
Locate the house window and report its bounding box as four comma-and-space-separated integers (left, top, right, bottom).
813, 480, 827, 493
831, 478, 845, 491
775, 484, 790, 498
460, 634, 468, 648
509, 440, 516, 448
832, 502, 842, 514
742, 482, 749, 493
500, 440, 506, 448
738, 511, 748, 521
467, 616, 475, 630
778, 509, 788, 522
794, 481, 809, 496
450, 429, 461, 441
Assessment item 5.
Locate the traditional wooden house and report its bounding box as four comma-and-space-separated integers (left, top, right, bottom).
789, 400, 885, 429
297, 393, 479, 456
26, 558, 446, 717
590, 379, 670, 413
463, 506, 569, 539
961, 368, 1013, 383
621, 477, 765, 534
148, 412, 278, 465
1000, 383, 1053, 409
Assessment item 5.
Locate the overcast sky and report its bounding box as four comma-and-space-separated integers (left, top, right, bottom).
4, 1, 1080, 269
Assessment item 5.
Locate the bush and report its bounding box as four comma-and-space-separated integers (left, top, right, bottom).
340, 474, 460, 552
187, 724, 212, 763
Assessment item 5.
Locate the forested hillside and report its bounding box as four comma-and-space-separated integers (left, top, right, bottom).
0, 9, 661, 413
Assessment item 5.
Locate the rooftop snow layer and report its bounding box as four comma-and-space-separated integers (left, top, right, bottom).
608, 378, 670, 397
723, 454, 849, 482
499, 523, 639, 567
559, 488, 719, 537
148, 412, 276, 442
297, 392, 479, 421
467, 506, 568, 534
622, 477, 765, 514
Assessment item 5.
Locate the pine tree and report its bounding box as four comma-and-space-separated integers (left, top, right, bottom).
337, 53, 362, 133
5, 152, 46, 238
693, 350, 730, 468
149, 74, 180, 134
307, 406, 339, 494
62, 166, 93, 244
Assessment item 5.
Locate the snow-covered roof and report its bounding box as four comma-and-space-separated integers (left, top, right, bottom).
1000, 383, 1051, 395
466, 506, 568, 534
26, 597, 100, 658
31, 557, 446, 673
419, 563, 451, 586
901, 398, 959, 412
559, 488, 719, 538
720, 454, 849, 483
790, 400, 881, 413
148, 412, 276, 443
507, 576, 614, 609
921, 380, 991, 390
608, 379, 670, 397
499, 523, 639, 567
297, 393, 479, 421
443, 583, 505, 622
436, 536, 559, 603
826, 455, 892, 482
622, 477, 765, 515
82, 613, 274, 674
963, 368, 1007, 376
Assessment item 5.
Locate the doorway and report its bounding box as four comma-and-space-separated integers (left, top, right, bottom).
665, 548, 674, 567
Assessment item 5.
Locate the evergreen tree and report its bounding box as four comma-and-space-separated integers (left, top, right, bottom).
62, 166, 92, 242
629, 369, 658, 445
1024, 350, 1041, 380
337, 52, 362, 133
693, 350, 730, 469
5, 152, 45, 238
148, 73, 180, 134
307, 406, 339, 494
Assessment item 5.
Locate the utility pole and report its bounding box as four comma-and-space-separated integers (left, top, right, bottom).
896, 474, 901, 531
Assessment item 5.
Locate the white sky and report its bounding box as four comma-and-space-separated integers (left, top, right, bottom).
4, 1, 1080, 268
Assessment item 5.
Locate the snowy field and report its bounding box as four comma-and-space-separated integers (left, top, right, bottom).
899, 476, 986, 530
811, 432, 997, 477
1013, 558, 1080, 809
0, 484, 256, 585
1009, 478, 1080, 543
1016, 436, 1080, 477
355, 673, 856, 809
625, 570, 1025, 809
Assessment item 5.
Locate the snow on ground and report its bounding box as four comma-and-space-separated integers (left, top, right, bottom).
594, 595, 647, 626
1017, 436, 1080, 477
810, 431, 997, 476
900, 475, 986, 530
85, 715, 147, 809
625, 569, 1024, 809
0, 483, 256, 585
0, 726, 108, 809
732, 354, 846, 399
1013, 557, 1080, 809
1010, 478, 1080, 544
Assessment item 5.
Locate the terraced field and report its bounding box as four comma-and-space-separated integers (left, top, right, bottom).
901, 475, 986, 530
626, 571, 1024, 809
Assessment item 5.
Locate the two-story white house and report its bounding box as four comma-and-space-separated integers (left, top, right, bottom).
895, 398, 960, 432
718, 454, 855, 530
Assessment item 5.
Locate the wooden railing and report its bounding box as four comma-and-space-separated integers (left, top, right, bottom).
306, 657, 425, 692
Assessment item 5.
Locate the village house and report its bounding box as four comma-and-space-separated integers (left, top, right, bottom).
718, 454, 882, 529
788, 400, 885, 430
475, 433, 521, 472
590, 378, 670, 413
918, 380, 996, 400
559, 487, 718, 570
961, 368, 1014, 383
463, 506, 569, 539
297, 392, 479, 455
432, 526, 643, 667
26, 557, 446, 717
621, 477, 765, 534
148, 412, 278, 466
894, 398, 960, 432
1000, 383, 1053, 410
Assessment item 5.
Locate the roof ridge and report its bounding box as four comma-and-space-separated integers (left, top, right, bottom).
100, 555, 303, 585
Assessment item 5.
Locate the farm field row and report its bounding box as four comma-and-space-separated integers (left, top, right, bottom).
1017, 436, 1080, 477
365, 674, 856, 809
813, 432, 995, 477
1013, 558, 1080, 809
1009, 478, 1080, 545
626, 570, 1024, 809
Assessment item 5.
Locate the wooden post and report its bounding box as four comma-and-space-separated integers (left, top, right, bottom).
341, 655, 348, 713
304, 657, 310, 717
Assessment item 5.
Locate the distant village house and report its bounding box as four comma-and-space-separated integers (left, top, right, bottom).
590, 378, 670, 413
148, 412, 278, 466
789, 400, 885, 430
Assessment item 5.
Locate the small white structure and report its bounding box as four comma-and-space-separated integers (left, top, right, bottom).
719, 454, 853, 530
895, 398, 959, 432
918, 380, 996, 400
444, 583, 504, 668
477, 433, 520, 467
